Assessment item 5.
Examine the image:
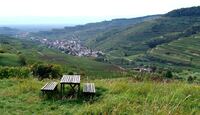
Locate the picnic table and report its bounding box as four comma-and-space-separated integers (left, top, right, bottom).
60, 75, 80, 96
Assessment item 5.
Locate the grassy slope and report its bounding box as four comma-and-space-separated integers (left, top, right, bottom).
0, 53, 21, 66
85, 16, 191, 50
0, 36, 22, 66
0, 77, 199, 114
73, 16, 198, 69
0, 36, 122, 78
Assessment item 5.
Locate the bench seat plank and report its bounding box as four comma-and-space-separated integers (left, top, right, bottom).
83, 83, 96, 93
41, 82, 58, 91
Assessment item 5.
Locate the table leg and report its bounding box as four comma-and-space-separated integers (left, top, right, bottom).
78, 84, 80, 96
70, 84, 76, 92
63, 84, 65, 95
60, 84, 62, 97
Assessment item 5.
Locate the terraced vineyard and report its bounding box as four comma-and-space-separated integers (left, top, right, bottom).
148, 34, 200, 69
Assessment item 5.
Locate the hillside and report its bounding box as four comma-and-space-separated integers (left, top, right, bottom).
84, 6, 200, 70
26, 7, 200, 71
0, 36, 24, 66
97, 16, 200, 67
165, 6, 200, 17
0, 27, 20, 36
147, 34, 200, 68
0, 35, 123, 78
0, 53, 22, 66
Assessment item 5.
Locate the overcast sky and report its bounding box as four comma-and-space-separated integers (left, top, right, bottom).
0, 0, 200, 25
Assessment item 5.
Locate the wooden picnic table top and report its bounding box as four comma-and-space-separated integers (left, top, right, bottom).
60, 75, 80, 84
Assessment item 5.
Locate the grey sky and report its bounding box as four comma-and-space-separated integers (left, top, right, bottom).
0, 0, 200, 25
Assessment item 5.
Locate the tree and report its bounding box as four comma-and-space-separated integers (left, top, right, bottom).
19, 55, 27, 66
164, 70, 173, 79
31, 63, 62, 79
0, 49, 5, 53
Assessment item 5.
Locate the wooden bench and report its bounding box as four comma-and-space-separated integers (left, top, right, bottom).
41, 82, 58, 95
83, 83, 96, 94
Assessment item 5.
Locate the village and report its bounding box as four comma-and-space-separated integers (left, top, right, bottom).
28, 36, 104, 57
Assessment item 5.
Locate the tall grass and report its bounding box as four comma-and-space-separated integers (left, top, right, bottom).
0, 77, 199, 114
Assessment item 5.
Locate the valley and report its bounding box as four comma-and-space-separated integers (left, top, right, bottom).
24, 9, 200, 71
0, 6, 200, 115
0, 35, 123, 78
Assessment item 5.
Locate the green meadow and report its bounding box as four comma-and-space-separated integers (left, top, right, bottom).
0, 53, 21, 66
0, 77, 199, 114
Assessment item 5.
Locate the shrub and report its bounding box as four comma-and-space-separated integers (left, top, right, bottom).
0, 66, 31, 79
68, 72, 74, 75
51, 64, 62, 78
0, 49, 6, 53
187, 76, 193, 83
187, 76, 197, 83
18, 55, 27, 66
163, 70, 173, 79
31, 63, 62, 79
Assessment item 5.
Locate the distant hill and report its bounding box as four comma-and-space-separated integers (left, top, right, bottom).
0, 27, 20, 35
31, 15, 161, 41
165, 6, 200, 17
64, 15, 161, 30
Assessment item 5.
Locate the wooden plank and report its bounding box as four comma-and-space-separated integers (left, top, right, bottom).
83, 83, 96, 93
67, 76, 70, 82
60, 75, 80, 84
41, 82, 57, 91
41, 83, 49, 90
70, 76, 73, 82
